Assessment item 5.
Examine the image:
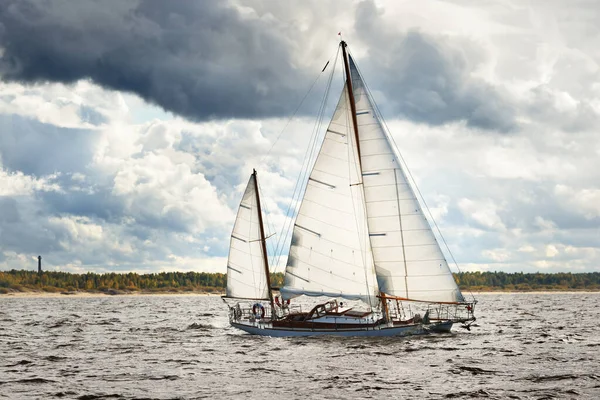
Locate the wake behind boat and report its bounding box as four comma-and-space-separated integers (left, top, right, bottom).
222, 41, 476, 337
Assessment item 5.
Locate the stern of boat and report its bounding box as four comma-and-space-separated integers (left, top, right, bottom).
384, 297, 477, 331
224, 298, 301, 325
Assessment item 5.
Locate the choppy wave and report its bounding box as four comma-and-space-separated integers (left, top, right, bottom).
1, 293, 600, 398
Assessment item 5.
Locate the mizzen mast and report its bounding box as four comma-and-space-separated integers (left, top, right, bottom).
252, 169, 274, 310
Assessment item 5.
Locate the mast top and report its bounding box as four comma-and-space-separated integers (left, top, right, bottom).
340, 38, 362, 170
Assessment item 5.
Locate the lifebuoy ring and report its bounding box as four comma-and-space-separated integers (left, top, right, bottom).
252, 303, 265, 319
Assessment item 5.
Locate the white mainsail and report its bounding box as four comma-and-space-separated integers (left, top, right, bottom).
348, 56, 464, 303
281, 84, 380, 304
225, 175, 270, 300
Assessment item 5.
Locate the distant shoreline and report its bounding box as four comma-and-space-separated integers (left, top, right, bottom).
3, 270, 599, 297
0, 290, 225, 298
1, 289, 598, 298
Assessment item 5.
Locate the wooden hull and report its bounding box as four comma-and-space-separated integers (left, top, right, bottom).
230, 320, 453, 337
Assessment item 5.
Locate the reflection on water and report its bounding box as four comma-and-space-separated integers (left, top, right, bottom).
1, 293, 599, 399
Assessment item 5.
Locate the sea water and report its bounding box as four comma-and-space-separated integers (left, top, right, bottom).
1, 293, 599, 399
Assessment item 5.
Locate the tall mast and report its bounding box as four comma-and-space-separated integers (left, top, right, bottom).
252, 169, 274, 308
340, 41, 362, 169
341, 41, 382, 309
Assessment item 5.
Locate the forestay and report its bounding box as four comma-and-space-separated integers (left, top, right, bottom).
226, 175, 270, 300
281, 84, 379, 305
349, 56, 464, 303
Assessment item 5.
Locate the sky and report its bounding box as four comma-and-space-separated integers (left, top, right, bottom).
0, 0, 598, 274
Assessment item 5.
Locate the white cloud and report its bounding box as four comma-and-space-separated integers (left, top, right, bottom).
0, 170, 61, 196
1, 0, 599, 275
554, 184, 600, 219
481, 248, 511, 262
545, 244, 559, 258
458, 198, 506, 231
518, 245, 535, 253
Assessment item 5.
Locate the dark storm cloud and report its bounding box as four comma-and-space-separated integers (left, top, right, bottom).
353, 0, 516, 131
0, 0, 517, 131
0, 0, 309, 121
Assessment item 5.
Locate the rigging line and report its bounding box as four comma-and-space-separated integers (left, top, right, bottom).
348, 49, 476, 303
295, 70, 337, 207
260, 46, 340, 271
273, 67, 334, 270
271, 46, 341, 271
270, 85, 327, 267
259, 47, 341, 166
270, 49, 340, 267
277, 47, 339, 280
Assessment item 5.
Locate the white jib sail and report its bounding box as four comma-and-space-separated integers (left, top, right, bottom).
226, 174, 270, 300
349, 56, 464, 303
281, 84, 380, 305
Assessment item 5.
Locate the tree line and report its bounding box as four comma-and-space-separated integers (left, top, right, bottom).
455, 271, 600, 291
0, 269, 599, 294
0, 270, 284, 294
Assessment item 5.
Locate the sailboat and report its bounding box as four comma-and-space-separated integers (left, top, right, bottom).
222, 41, 476, 337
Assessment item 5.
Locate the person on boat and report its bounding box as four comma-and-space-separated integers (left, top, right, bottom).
275, 295, 289, 309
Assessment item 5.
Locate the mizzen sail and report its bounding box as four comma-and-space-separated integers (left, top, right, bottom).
226, 174, 270, 300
